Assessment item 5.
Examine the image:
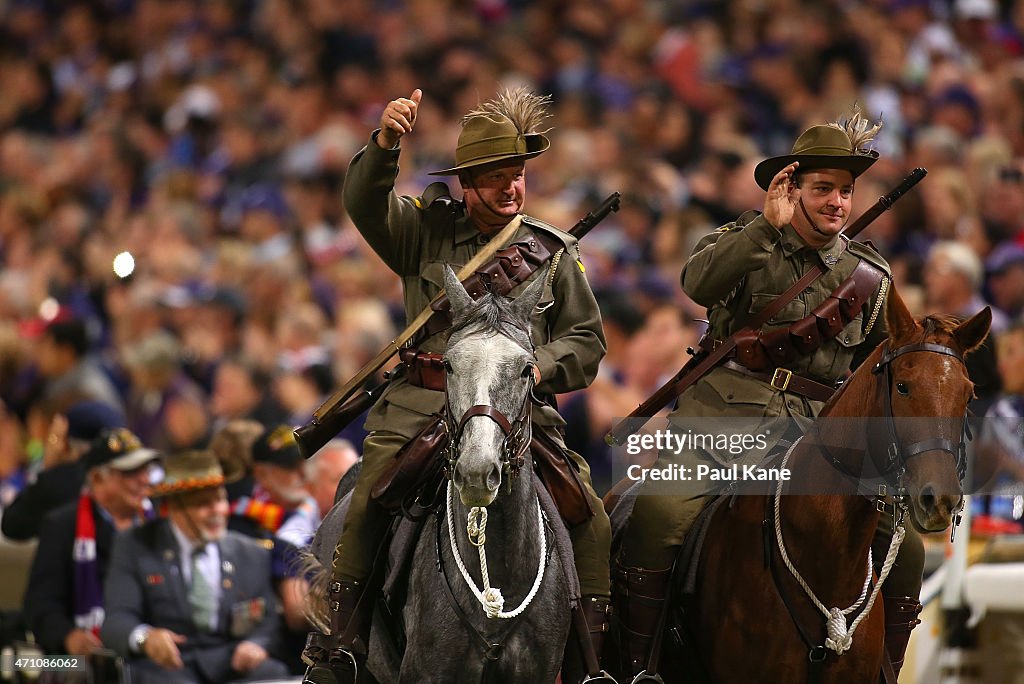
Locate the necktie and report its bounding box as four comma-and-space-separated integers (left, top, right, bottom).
188, 546, 215, 631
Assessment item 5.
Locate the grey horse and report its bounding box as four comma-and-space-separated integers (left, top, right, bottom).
309, 265, 571, 683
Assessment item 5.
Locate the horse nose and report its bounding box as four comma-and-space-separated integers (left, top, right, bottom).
486, 463, 501, 491
920, 484, 962, 520
452, 461, 502, 493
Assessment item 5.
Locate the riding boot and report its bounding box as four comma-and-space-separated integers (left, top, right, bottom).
302, 579, 371, 684
563, 595, 617, 683
613, 563, 672, 680
882, 595, 923, 680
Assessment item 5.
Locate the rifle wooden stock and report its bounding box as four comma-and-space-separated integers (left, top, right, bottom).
295, 193, 621, 458
294, 381, 388, 459
606, 168, 927, 446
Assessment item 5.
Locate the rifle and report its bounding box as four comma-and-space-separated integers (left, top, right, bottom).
295, 192, 622, 459
606, 168, 927, 447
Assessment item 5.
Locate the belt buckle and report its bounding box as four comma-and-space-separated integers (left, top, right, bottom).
770, 368, 792, 391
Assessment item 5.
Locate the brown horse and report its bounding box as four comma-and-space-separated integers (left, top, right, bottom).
628, 287, 991, 683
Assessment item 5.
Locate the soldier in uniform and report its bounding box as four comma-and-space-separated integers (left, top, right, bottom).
301, 88, 613, 683
616, 114, 924, 679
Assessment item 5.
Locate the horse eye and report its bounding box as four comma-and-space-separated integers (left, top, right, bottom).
443, 359, 453, 374
896, 382, 909, 396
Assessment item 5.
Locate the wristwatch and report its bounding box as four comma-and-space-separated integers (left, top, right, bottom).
133, 626, 151, 653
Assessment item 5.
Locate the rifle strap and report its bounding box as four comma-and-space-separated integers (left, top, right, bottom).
420, 229, 563, 339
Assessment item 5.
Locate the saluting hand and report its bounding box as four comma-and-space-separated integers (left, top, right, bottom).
763, 162, 800, 230
377, 89, 422, 150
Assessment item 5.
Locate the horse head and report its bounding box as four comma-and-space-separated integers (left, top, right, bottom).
868, 287, 991, 533
442, 265, 545, 508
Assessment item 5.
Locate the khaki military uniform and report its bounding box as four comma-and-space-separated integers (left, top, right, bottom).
623, 212, 924, 598
334, 132, 611, 597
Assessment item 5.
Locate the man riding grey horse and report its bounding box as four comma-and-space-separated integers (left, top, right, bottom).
301, 87, 614, 683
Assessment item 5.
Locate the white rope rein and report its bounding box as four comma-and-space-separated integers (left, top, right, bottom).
446, 481, 547, 619
773, 445, 905, 655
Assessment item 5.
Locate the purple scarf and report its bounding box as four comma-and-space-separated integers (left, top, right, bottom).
72, 494, 104, 636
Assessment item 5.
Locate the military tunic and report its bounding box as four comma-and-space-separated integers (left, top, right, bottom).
333, 132, 611, 596
624, 213, 923, 598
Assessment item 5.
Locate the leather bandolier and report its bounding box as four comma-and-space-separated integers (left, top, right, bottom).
698, 259, 886, 402
377, 221, 597, 527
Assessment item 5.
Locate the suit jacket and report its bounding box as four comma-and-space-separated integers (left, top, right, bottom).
1, 461, 85, 540
23, 497, 115, 653
101, 519, 280, 683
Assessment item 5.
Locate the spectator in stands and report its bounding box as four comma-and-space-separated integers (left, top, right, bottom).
2, 400, 126, 540
236, 426, 318, 549
31, 316, 124, 413
23, 428, 159, 655
303, 439, 359, 519
101, 450, 287, 684
986, 243, 1024, 321
924, 241, 1005, 412
122, 330, 209, 451
975, 322, 1024, 532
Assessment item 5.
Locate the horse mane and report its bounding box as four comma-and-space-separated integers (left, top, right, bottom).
919, 314, 962, 338
449, 292, 534, 352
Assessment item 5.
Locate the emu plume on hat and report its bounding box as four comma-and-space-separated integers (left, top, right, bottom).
430, 87, 552, 176
754, 110, 882, 191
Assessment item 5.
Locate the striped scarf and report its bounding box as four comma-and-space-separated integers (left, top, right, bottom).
231, 495, 285, 533
72, 494, 104, 636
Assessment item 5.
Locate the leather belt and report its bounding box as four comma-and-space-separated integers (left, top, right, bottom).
399, 348, 446, 392
722, 360, 836, 402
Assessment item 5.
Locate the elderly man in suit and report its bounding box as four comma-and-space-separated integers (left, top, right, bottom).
24, 428, 159, 656
101, 450, 288, 684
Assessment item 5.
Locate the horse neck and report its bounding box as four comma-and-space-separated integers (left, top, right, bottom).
777, 360, 882, 600
449, 459, 544, 595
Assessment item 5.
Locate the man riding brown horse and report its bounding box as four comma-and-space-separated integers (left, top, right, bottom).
615, 113, 926, 680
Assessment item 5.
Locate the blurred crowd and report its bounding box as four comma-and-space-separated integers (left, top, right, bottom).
4, 0, 1024, 668
5, 0, 1024, 492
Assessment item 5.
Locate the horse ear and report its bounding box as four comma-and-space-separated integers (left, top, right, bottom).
954, 306, 992, 354
510, 268, 548, 323
443, 265, 473, 317
884, 284, 916, 342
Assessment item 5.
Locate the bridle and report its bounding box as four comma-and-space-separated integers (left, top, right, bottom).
813, 338, 971, 527
871, 341, 971, 486
442, 357, 535, 485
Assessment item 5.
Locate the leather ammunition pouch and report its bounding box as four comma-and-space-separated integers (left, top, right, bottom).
531, 429, 596, 527
370, 414, 449, 520
728, 260, 884, 372
423, 231, 562, 338
370, 415, 595, 526
398, 349, 446, 392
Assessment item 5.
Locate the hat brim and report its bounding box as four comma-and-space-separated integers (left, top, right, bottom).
754, 153, 878, 191
150, 474, 226, 498
428, 134, 550, 176
107, 448, 160, 471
